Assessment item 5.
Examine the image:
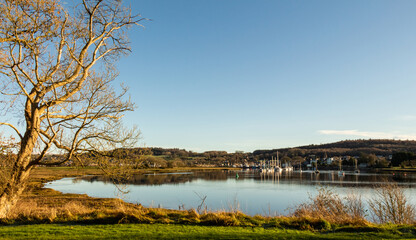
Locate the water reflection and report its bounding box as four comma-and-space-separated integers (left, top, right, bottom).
82, 170, 231, 185
80, 170, 416, 188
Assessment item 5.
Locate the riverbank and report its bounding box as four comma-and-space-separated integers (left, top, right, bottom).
1, 166, 414, 239
377, 167, 416, 173
1, 223, 416, 240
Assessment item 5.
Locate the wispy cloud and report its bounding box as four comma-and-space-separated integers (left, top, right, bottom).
393, 115, 416, 121
318, 130, 416, 140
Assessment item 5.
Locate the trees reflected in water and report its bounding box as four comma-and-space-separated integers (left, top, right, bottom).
79, 170, 416, 188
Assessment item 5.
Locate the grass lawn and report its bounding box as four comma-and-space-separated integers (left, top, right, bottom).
0, 223, 415, 240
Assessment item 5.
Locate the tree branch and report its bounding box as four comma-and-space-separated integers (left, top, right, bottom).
0, 122, 23, 140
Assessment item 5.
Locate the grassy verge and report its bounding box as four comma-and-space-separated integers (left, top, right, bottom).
0, 223, 415, 240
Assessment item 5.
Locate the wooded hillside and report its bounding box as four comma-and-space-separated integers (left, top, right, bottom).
253, 139, 416, 158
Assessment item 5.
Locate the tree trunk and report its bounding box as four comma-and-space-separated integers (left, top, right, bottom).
0, 114, 39, 218
0, 166, 32, 218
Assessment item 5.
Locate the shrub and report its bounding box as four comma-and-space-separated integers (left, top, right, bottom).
292, 187, 367, 225
368, 183, 415, 224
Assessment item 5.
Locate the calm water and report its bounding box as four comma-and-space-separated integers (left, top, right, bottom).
46, 170, 416, 215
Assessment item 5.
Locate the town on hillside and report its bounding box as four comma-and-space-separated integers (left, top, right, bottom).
41, 139, 416, 170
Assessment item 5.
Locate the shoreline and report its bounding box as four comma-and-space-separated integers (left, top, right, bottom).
0, 166, 411, 239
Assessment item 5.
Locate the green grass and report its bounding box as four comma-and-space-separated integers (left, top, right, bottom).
0, 224, 414, 240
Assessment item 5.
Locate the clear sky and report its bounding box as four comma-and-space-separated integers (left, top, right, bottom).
115, 0, 416, 152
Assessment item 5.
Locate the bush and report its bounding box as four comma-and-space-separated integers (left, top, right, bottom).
292, 187, 367, 225
368, 183, 415, 224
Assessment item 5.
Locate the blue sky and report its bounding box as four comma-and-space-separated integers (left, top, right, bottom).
115, 0, 416, 152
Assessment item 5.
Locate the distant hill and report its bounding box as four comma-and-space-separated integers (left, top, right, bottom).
99, 139, 416, 166
253, 139, 416, 158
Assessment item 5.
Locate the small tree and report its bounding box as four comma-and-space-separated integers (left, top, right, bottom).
0, 0, 144, 217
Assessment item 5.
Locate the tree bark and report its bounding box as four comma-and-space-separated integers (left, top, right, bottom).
0, 110, 39, 218
0, 165, 32, 218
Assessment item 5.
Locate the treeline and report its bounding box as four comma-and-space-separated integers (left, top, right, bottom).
71, 147, 250, 168
138, 148, 248, 167
392, 152, 416, 167
106, 140, 416, 168
45, 139, 416, 168
253, 139, 416, 159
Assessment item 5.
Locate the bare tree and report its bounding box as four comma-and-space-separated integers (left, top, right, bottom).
0, 0, 144, 217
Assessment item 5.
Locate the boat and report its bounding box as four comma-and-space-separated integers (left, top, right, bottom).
354, 158, 360, 174
313, 160, 319, 174
284, 165, 293, 172
259, 159, 276, 174
274, 152, 282, 173
338, 160, 345, 176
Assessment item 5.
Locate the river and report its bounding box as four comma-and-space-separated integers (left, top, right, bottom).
46, 169, 416, 216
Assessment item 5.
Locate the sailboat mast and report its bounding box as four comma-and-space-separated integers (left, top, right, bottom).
277, 151, 280, 167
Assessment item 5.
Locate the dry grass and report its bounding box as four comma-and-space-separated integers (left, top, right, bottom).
368, 183, 416, 224
6, 191, 142, 224
292, 187, 368, 225
293, 184, 416, 226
